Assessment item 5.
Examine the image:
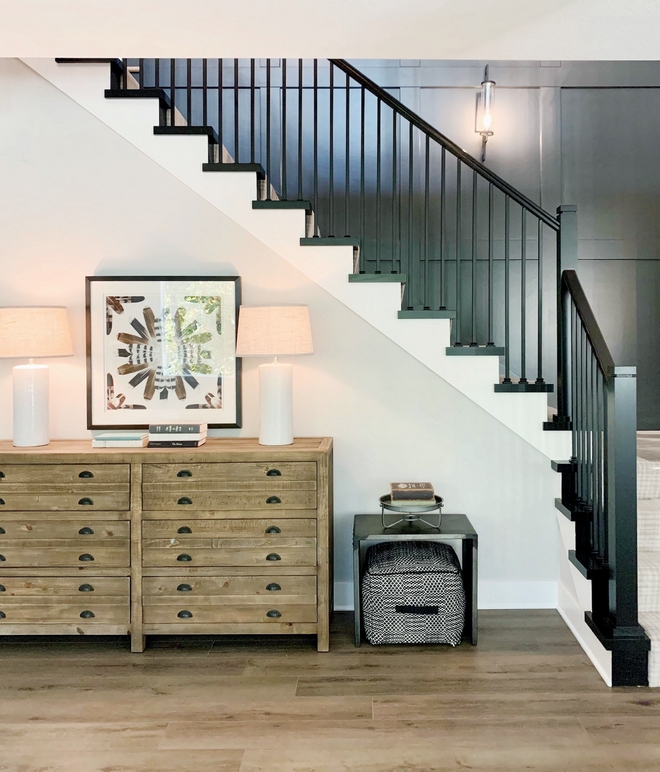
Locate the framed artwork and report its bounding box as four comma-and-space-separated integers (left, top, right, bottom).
86, 276, 241, 429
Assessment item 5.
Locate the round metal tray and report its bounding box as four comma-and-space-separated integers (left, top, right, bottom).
379, 494, 443, 529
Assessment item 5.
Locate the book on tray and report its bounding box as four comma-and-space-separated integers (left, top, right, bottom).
389, 482, 435, 501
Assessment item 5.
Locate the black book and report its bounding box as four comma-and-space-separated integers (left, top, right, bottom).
148, 439, 207, 448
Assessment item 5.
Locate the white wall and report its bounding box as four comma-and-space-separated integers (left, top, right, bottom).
0, 58, 561, 609
0, 0, 659, 59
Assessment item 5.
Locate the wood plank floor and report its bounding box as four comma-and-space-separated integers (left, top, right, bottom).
1, 610, 659, 771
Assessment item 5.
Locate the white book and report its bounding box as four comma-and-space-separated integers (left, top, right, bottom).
92, 438, 149, 448
94, 431, 149, 442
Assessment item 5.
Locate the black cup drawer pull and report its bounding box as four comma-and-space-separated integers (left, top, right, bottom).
0, 499, 5, 506
177, 470, 193, 478
177, 584, 193, 592
0, 527, 4, 534
0, 555, 5, 562
177, 526, 192, 534
266, 469, 282, 477
266, 609, 282, 619
0, 585, 5, 592
266, 553, 281, 562
0, 471, 4, 478
266, 496, 281, 505
78, 527, 94, 535
265, 525, 281, 534
176, 554, 193, 562
78, 498, 94, 506
80, 610, 95, 619
78, 554, 95, 562
78, 471, 94, 479
78, 584, 95, 592
0, 611, 5, 619
177, 610, 193, 619
266, 583, 281, 592
177, 497, 193, 506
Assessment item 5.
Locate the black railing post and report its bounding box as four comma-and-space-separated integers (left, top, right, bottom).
603, 364, 650, 686
547, 204, 578, 430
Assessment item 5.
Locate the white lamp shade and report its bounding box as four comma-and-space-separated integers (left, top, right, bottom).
0, 307, 73, 359
236, 306, 313, 358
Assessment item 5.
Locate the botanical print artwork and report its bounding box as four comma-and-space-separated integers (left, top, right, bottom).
106, 294, 228, 409
87, 278, 241, 429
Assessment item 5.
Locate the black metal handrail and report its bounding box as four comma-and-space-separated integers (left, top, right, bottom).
330, 60, 560, 231
558, 268, 648, 686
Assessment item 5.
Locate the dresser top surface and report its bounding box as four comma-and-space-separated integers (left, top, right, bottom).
0, 438, 332, 462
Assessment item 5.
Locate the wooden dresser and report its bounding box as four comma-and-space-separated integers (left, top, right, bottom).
0, 438, 333, 651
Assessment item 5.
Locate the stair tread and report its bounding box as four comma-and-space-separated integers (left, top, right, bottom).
202, 162, 265, 177
446, 346, 505, 356
154, 125, 219, 143
253, 200, 312, 210
301, 237, 360, 246
348, 274, 406, 283
569, 550, 608, 579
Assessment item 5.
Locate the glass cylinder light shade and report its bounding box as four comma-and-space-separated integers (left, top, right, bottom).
475, 76, 495, 137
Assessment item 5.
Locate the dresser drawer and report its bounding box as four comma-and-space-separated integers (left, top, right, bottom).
142, 604, 317, 625
0, 464, 130, 485
143, 462, 316, 484
142, 537, 316, 567
0, 520, 129, 540
0, 543, 130, 568
141, 490, 316, 512
143, 575, 316, 602
0, 492, 130, 512
0, 599, 129, 625
143, 519, 315, 540
0, 577, 129, 597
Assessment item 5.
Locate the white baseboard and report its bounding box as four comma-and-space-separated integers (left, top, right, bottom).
333, 580, 558, 611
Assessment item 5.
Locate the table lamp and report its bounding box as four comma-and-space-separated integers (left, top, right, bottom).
0, 307, 73, 447
236, 306, 313, 445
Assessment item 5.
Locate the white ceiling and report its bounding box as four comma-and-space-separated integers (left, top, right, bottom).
1, 0, 659, 59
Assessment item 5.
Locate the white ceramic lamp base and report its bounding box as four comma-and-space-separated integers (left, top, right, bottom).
13, 362, 50, 447
258, 360, 293, 446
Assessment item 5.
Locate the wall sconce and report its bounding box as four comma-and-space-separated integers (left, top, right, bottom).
475, 65, 495, 163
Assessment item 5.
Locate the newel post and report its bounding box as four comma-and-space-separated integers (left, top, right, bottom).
549, 205, 578, 430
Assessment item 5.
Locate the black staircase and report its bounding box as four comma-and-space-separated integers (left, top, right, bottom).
55, 57, 649, 685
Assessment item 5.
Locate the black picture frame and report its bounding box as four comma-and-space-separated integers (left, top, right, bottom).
86, 275, 242, 430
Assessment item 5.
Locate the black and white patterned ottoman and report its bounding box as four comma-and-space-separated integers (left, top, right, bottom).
361, 540, 466, 646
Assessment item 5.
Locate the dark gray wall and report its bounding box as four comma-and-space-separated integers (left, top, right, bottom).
351, 60, 660, 427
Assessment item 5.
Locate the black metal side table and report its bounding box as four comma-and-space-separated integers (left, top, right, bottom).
352, 513, 478, 646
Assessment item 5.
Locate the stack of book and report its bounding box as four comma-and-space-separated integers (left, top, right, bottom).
389, 482, 435, 507
92, 431, 149, 448
147, 423, 208, 448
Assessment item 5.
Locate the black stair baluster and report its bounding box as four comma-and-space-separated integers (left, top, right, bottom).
375, 98, 381, 272
407, 122, 414, 307
313, 59, 319, 233
234, 59, 240, 163
329, 62, 335, 237
218, 59, 223, 154
503, 197, 511, 382
170, 59, 176, 120
202, 59, 208, 127
424, 134, 430, 308
345, 70, 351, 236
298, 60, 303, 202
536, 219, 544, 383
440, 146, 446, 309
487, 183, 494, 345
282, 59, 287, 200
455, 160, 462, 345
359, 85, 365, 269
186, 58, 192, 123
471, 170, 478, 345
155, 58, 160, 89
250, 59, 256, 164
266, 58, 272, 200
138, 58, 144, 87
392, 108, 398, 273
520, 208, 527, 383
